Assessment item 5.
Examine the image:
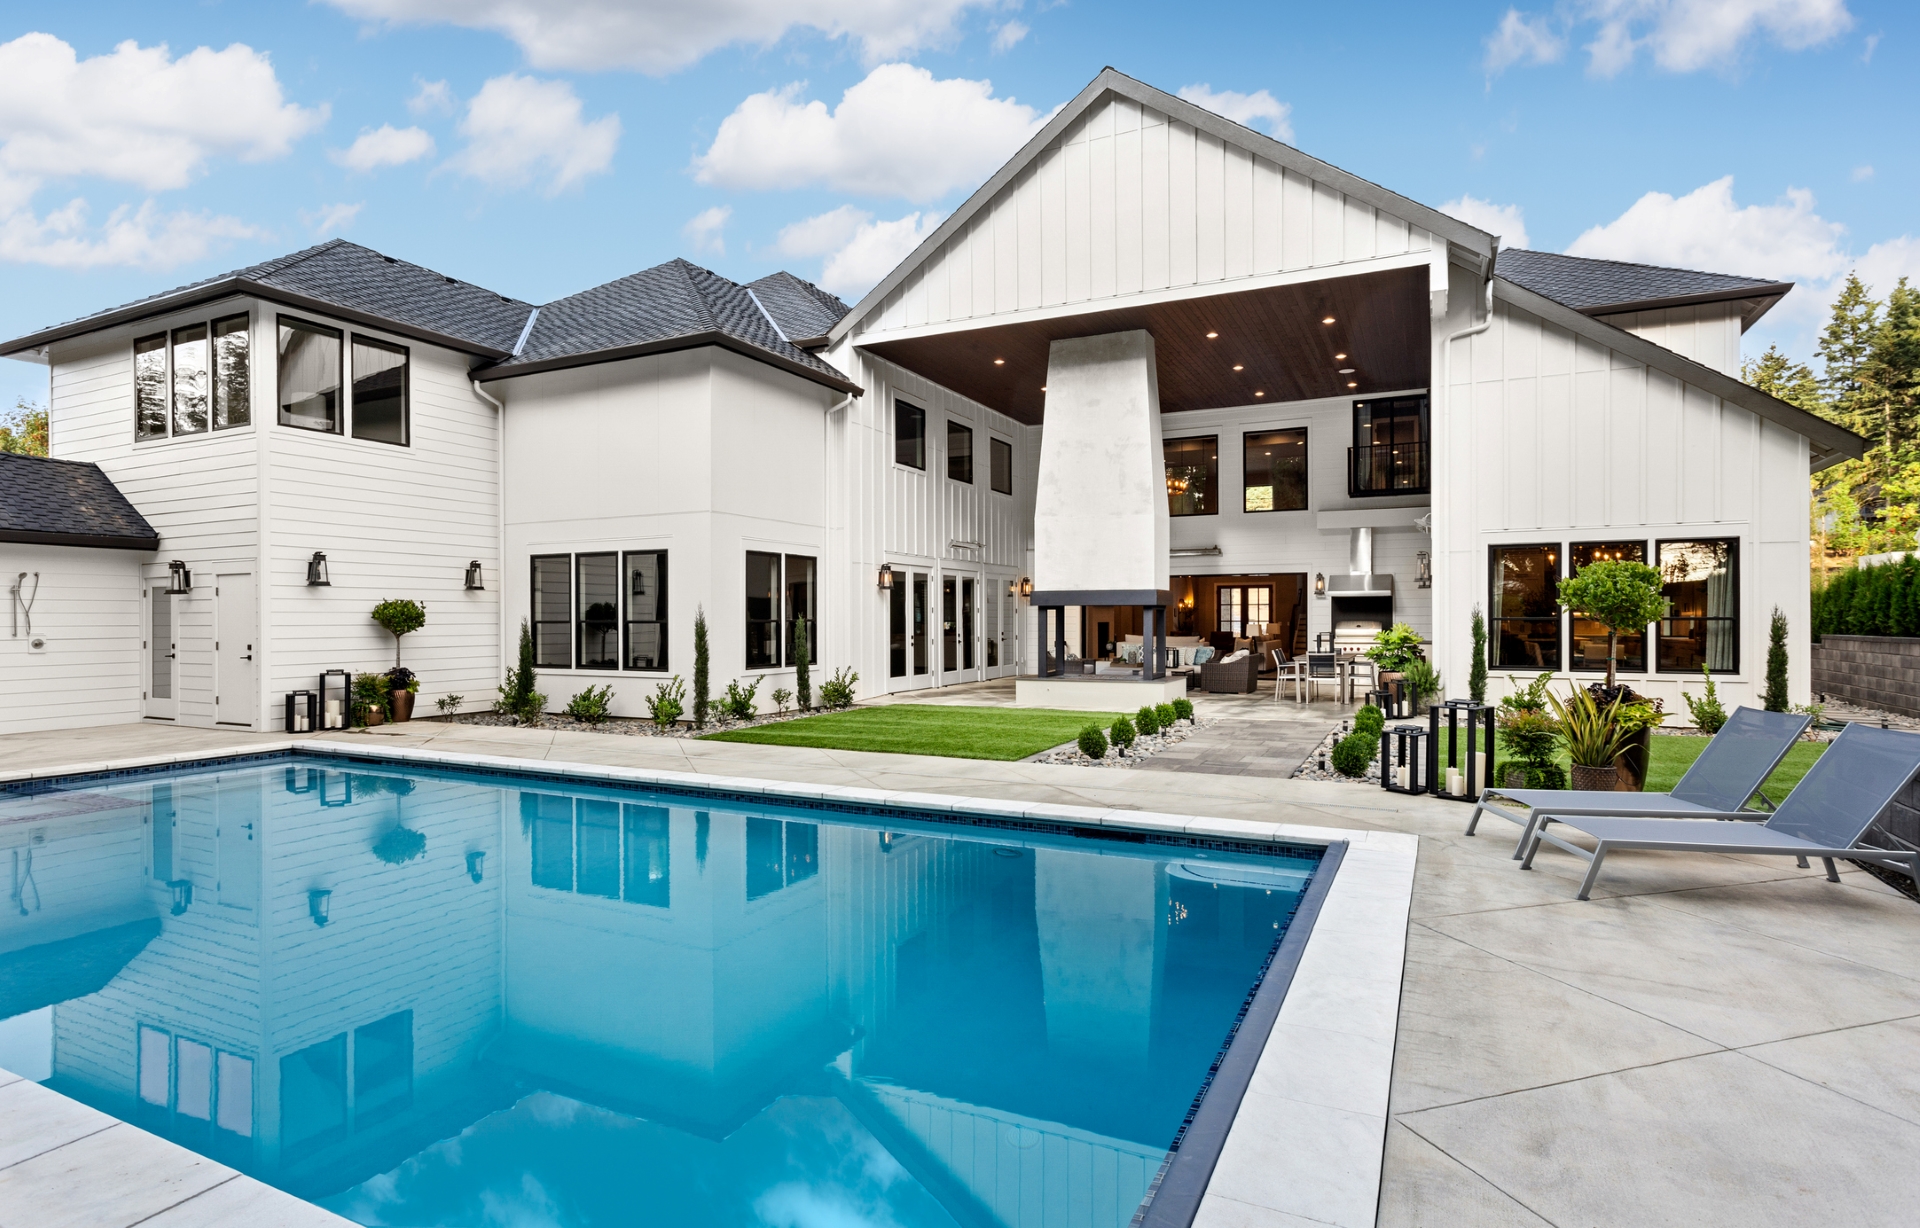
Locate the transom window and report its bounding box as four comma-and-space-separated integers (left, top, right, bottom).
531, 550, 671, 672
134, 312, 250, 441
1165, 436, 1219, 516
1243, 429, 1307, 512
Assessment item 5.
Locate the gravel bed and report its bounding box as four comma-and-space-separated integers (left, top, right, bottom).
1029, 716, 1210, 768
1291, 723, 1383, 784
432, 708, 818, 738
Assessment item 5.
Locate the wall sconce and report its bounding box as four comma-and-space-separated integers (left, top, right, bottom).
1019, 577, 1033, 597
464, 560, 485, 591
1415, 550, 1433, 589
466, 850, 486, 883
877, 563, 895, 590
306, 552, 331, 587
1314, 572, 1326, 598
308, 888, 332, 927
165, 560, 192, 595
167, 879, 193, 916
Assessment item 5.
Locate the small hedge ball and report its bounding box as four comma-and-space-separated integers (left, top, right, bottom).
1172, 697, 1194, 722
1354, 704, 1385, 737
1077, 725, 1109, 759
1109, 715, 1137, 751
1135, 705, 1160, 736
1330, 731, 1375, 778
1154, 702, 1177, 729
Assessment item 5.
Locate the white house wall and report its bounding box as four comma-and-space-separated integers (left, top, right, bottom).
1593, 301, 1745, 379
0, 543, 144, 735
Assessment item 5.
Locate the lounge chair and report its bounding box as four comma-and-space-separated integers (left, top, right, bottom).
1467, 707, 1811, 860
1519, 722, 1920, 900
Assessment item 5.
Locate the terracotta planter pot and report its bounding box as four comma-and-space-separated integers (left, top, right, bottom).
1571, 763, 1619, 792
390, 690, 415, 723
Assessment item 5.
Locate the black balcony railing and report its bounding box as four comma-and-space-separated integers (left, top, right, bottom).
1348, 441, 1429, 498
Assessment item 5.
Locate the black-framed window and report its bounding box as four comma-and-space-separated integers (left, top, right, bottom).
280, 1033, 348, 1157
576, 553, 618, 670
522, 793, 673, 907
1244, 428, 1307, 512
1489, 544, 1561, 670
171, 325, 209, 436
1658, 539, 1738, 673
895, 400, 926, 469
1570, 541, 1649, 673
1165, 436, 1218, 516
135, 333, 167, 439
1351, 395, 1428, 496
278, 316, 342, 433
531, 554, 572, 668
352, 1011, 413, 1128
948, 421, 974, 483
135, 314, 251, 440
786, 553, 817, 664
351, 335, 409, 446
990, 437, 1013, 494
746, 551, 781, 668
624, 551, 667, 671
212, 314, 250, 430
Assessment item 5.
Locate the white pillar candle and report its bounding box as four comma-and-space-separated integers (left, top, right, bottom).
1449, 771, 1467, 798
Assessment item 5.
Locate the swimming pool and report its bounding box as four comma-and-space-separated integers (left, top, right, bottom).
0, 750, 1331, 1228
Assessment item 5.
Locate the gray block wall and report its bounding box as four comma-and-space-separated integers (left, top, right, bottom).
1810, 635, 1920, 719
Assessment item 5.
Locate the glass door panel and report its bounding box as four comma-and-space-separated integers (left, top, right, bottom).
146, 587, 177, 720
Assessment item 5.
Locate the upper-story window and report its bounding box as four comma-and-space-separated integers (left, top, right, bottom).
1165, 436, 1218, 516
1244, 428, 1307, 512
1349, 396, 1428, 497
895, 400, 926, 469
990, 437, 1013, 495
351, 336, 409, 446
276, 317, 410, 445
947, 421, 974, 483
278, 316, 342, 433
134, 312, 250, 441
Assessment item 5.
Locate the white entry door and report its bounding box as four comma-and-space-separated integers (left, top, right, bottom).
986, 581, 1016, 678
940, 573, 980, 685
214, 573, 257, 727
215, 777, 260, 915
145, 586, 177, 721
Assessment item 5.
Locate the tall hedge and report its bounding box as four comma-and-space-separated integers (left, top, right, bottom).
1812, 556, 1920, 639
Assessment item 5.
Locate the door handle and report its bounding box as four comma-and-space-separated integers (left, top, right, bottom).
241, 654, 253, 661
164, 652, 176, 659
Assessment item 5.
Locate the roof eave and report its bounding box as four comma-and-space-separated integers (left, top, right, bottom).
0, 528, 159, 551
1494, 277, 1864, 472
477, 331, 863, 395
1583, 283, 1794, 328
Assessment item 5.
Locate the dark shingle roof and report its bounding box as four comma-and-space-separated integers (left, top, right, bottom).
0, 453, 158, 549
747, 272, 850, 344
484, 259, 857, 392
1496, 249, 1792, 318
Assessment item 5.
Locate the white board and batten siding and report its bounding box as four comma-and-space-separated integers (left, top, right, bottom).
1594, 301, 1746, 379
852, 92, 1440, 343
1434, 292, 1810, 715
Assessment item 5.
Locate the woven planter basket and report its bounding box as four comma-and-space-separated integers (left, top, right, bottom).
1570, 764, 1620, 792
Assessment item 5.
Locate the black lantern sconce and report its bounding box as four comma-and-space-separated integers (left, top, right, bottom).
306, 552, 331, 587
308, 888, 332, 927
1019, 576, 1033, 598
877, 563, 895, 590
165, 560, 192, 595
1007, 579, 1017, 598
464, 560, 485, 591
1313, 572, 1326, 598
1415, 550, 1432, 589
167, 879, 193, 916
466, 850, 486, 883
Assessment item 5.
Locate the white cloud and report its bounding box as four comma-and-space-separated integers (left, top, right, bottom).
694, 64, 1049, 203
0, 198, 261, 269
444, 74, 620, 195
332, 125, 435, 172
1566, 176, 1845, 281
1851, 163, 1874, 182
682, 204, 730, 255
323, 0, 1000, 74
818, 209, 942, 298
776, 204, 871, 258
408, 78, 454, 116
1484, 1, 1853, 77
1440, 195, 1530, 249
991, 21, 1029, 53
1176, 84, 1293, 141
302, 202, 364, 234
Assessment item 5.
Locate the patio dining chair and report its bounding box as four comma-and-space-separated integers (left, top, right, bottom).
1519, 722, 1920, 900
1270, 647, 1306, 702
1467, 706, 1811, 859
1300, 652, 1342, 704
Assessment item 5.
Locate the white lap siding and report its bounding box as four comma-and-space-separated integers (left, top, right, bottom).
0, 543, 144, 734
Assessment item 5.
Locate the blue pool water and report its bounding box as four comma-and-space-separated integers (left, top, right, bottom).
0, 753, 1320, 1228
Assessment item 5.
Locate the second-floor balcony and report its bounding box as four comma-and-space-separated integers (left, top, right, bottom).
1348, 441, 1429, 498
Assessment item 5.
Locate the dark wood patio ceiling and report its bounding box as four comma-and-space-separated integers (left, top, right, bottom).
859, 265, 1430, 425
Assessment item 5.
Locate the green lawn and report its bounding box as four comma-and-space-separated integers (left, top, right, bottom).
700, 705, 1125, 760
1642, 733, 1827, 799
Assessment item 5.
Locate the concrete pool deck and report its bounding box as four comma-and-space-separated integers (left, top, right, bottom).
5, 718, 1920, 1226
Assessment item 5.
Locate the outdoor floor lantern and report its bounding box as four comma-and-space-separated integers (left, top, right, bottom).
308, 888, 332, 927
465, 560, 485, 590
306, 551, 331, 586
1429, 699, 1496, 802
164, 559, 192, 595
284, 689, 318, 733
1380, 724, 1432, 796
167, 879, 193, 916
319, 669, 351, 729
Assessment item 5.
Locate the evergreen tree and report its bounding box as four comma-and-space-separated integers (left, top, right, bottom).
1818, 274, 1880, 430
792, 615, 811, 710
1763, 608, 1789, 712
1468, 605, 1488, 704
693, 607, 710, 729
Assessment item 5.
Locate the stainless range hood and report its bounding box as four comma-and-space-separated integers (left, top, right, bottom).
1326, 527, 1395, 597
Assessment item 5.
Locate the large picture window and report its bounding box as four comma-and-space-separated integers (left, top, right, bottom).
1658, 539, 1738, 673
576, 553, 619, 670
211, 314, 250, 430
135, 334, 167, 439
895, 400, 926, 469
948, 421, 974, 483
1490, 544, 1561, 670
990, 437, 1013, 494
531, 555, 572, 668
1351, 396, 1428, 496
1244, 429, 1307, 512
1165, 436, 1218, 516
522, 794, 673, 907
278, 316, 342, 433
351, 335, 409, 446
171, 325, 209, 436
1570, 541, 1649, 673
624, 551, 667, 671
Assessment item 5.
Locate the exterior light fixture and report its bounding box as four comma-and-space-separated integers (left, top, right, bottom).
308, 888, 332, 928
1321, 316, 1336, 325
1335, 352, 1347, 360
1347, 382, 1359, 389
1007, 579, 1018, 597
1254, 390, 1265, 397
167, 879, 193, 916
464, 560, 485, 590
1041, 385, 1048, 392
1019, 576, 1033, 597
1314, 572, 1326, 597
1232, 364, 1244, 371
1338, 368, 1355, 375
1206, 331, 1219, 339
165, 560, 192, 595
1416, 550, 1433, 589
877, 563, 895, 590
466, 850, 486, 883
306, 552, 331, 587
993, 358, 1005, 365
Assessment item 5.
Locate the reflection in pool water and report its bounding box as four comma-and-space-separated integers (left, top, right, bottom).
0, 755, 1319, 1228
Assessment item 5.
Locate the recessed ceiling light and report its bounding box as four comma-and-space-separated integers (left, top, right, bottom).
1254, 390, 1265, 397
1040, 385, 1047, 392
1321, 316, 1336, 325
1334, 353, 1347, 360
1206, 331, 1219, 339
1232, 364, 1244, 372
993, 358, 1005, 365
1338, 368, 1355, 374
1347, 381, 1358, 388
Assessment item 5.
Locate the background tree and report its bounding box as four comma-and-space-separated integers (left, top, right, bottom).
0, 398, 48, 456
1764, 607, 1790, 712
1556, 560, 1667, 691
692, 607, 710, 729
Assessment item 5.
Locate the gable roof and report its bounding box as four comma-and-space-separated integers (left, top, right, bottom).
0, 452, 159, 549
477, 259, 858, 393
1497, 249, 1792, 329
747, 272, 850, 346
830, 67, 1500, 344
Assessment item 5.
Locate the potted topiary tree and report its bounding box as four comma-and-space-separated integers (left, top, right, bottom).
372, 598, 427, 721
1555, 560, 1665, 695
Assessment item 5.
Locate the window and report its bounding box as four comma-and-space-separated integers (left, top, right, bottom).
913, 573, 928, 675
1658, 539, 1738, 673
889, 578, 907, 677
522, 792, 673, 907
624, 551, 667, 670
746, 818, 819, 901
786, 553, 817, 664
138, 1026, 253, 1143
576, 553, 618, 669
280, 1033, 348, 1155
577, 800, 621, 897
990, 437, 1013, 494
948, 421, 974, 482
1244, 429, 1307, 512
1165, 436, 1219, 516
895, 400, 926, 469
351, 335, 408, 446
1351, 396, 1428, 496
1571, 541, 1649, 673
211, 314, 250, 429
278, 316, 342, 433
171, 325, 209, 436
1217, 585, 1273, 637
531, 555, 572, 668
1489, 545, 1562, 670
135, 334, 168, 439
352, 1011, 412, 1127
150, 783, 174, 882
624, 806, 671, 908
746, 551, 781, 668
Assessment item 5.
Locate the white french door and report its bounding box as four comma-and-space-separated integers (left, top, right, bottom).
939, 573, 981, 685
214, 573, 257, 727
145, 585, 178, 720
985, 577, 1016, 678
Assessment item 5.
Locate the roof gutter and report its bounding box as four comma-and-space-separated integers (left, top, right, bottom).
0, 529, 159, 551
476, 329, 863, 396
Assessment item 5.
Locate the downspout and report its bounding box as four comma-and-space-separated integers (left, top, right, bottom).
472, 376, 507, 699
1439, 258, 1497, 687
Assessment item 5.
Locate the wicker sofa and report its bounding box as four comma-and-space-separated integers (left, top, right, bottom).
1199, 652, 1258, 693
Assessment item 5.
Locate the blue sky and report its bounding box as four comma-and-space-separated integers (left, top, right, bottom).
1, 0, 1911, 412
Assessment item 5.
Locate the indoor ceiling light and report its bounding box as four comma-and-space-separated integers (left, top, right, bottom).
1321, 316, 1336, 325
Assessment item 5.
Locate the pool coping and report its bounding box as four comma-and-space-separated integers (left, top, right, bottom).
0, 740, 1415, 1228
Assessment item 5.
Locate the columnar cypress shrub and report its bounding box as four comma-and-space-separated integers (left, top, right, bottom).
1469, 605, 1488, 704
692, 607, 711, 729
1764, 608, 1789, 712
793, 615, 812, 710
